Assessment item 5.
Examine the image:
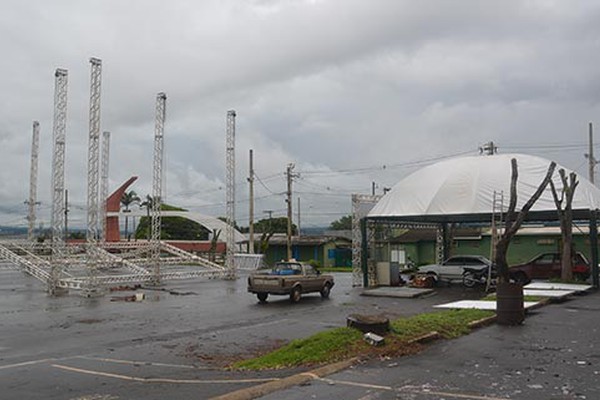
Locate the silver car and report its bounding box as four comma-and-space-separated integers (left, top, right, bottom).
417, 255, 492, 283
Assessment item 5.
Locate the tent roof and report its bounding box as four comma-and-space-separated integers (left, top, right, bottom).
368, 153, 600, 223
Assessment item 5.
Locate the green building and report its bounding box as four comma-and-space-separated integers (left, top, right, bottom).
262, 234, 352, 267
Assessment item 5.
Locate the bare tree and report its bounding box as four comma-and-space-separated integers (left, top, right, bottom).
496, 159, 557, 283
549, 169, 579, 281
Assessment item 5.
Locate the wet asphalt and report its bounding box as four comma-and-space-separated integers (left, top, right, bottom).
261, 289, 600, 400
3, 262, 594, 400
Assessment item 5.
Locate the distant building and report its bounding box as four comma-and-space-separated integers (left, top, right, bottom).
262, 234, 352, 267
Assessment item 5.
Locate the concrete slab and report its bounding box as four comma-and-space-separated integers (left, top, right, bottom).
523, 289, 575, 298
524, 282, 593, 292
360, 287, 434, 298
433, 300, 541, 310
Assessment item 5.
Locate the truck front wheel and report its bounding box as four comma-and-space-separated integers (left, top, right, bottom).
290, 287, 302, 303
257, 293, 268, 303
320, 283, 331, 299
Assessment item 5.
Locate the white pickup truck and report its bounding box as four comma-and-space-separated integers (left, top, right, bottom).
247, 261, 335, 303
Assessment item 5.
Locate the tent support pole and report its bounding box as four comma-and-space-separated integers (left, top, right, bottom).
590, 210, 599, 289
361, 218, 369, 288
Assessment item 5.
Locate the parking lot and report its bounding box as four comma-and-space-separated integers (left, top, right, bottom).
0, 263, 487, 399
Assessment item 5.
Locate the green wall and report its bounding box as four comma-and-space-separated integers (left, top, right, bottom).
416, 234, 595, 265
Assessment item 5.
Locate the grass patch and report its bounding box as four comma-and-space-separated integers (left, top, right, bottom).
391, 309, 493, 340
233, 309, 493, 370
233, 327, 363, 370
481, 294, 547, 302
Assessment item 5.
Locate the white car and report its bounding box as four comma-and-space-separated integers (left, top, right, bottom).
417, 255, 492, 283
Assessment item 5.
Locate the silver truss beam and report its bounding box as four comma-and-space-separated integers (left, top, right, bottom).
27, 121, 40, 241
99, 131, 110, 242
160, 242, 226, 270
0, 239, 227, 291
50, 68, 68, 293
225, 110, 236, 279
0, 243, 50, 283
151, 93, 167, 285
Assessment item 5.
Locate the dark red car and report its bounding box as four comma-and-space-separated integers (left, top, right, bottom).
509, 252, 591, 284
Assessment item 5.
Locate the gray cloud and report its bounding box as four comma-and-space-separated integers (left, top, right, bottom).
2, 0, 600, 229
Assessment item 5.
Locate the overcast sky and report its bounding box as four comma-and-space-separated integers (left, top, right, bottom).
2, 0, 600, 231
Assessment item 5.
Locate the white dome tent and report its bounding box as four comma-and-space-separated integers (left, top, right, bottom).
369, 153, 600, 222
359, 153, 600, 288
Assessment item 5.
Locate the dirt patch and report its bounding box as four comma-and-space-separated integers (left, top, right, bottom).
180, 339, 288, 368
76, 318, 104, 324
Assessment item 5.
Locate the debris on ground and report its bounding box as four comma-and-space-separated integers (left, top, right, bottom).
110, 293, 145, 302
110, 284, 142, 292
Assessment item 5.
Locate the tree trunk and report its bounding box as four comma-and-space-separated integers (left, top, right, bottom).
550, 169, 578, 281
495, 159, 556, 327
495, 159, 556, 283
561, 215, 574, 281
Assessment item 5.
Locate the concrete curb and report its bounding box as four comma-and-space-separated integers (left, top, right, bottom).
468, 314, 497, 329
209, 358, 357, 400
210, 309, 517, 399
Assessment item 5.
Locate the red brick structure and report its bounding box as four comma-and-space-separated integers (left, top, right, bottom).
105, 176, 138, 242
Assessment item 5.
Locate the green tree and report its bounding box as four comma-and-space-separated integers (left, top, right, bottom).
121, 190, 141, 241
329, 215, 352, 230
253, 217, 297, 234
250, 217, 296, 255
134, 201, 203, 240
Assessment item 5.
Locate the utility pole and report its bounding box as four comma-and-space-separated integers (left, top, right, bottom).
248, 149, 254, 254
285, 163, 299, 260
371, 182, 376, 196
297, 197, 301, 237
586, 122, 598, 184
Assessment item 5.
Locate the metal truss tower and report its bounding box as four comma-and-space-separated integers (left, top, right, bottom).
151, 93, 167, 285
50, 68, 68, 292
27, 121, 40, 241
84, 58, 102, 295
86, 58, 102, 243
351, 194, 381, 287
225, 110, 236, 279
99, 131, 110, 242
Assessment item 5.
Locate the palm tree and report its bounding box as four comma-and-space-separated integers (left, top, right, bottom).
121, 190, 140, 241
139, 195, 157, 240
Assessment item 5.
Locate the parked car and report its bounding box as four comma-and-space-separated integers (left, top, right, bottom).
417, 255, 492, 283
509, 252, 591, 284
247, 261, 334, 303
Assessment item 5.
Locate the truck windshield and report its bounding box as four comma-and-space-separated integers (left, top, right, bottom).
273, 263, 302, 275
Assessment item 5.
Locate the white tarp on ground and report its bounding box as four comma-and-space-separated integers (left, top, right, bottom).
369, 153, 600, 218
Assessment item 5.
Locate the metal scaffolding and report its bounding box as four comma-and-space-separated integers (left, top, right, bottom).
27, 121, 40, 241
86, 58, 102, 242
225, 110, 236, 279
85, 58, 102, 294
151, 92, 167, 285
49, 68, 68, 292
351, 194, 381, 287
99, 131, 110, 242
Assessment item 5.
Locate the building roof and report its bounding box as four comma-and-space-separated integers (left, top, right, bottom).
267, 234, 351, 246
107, 210, 246, 243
